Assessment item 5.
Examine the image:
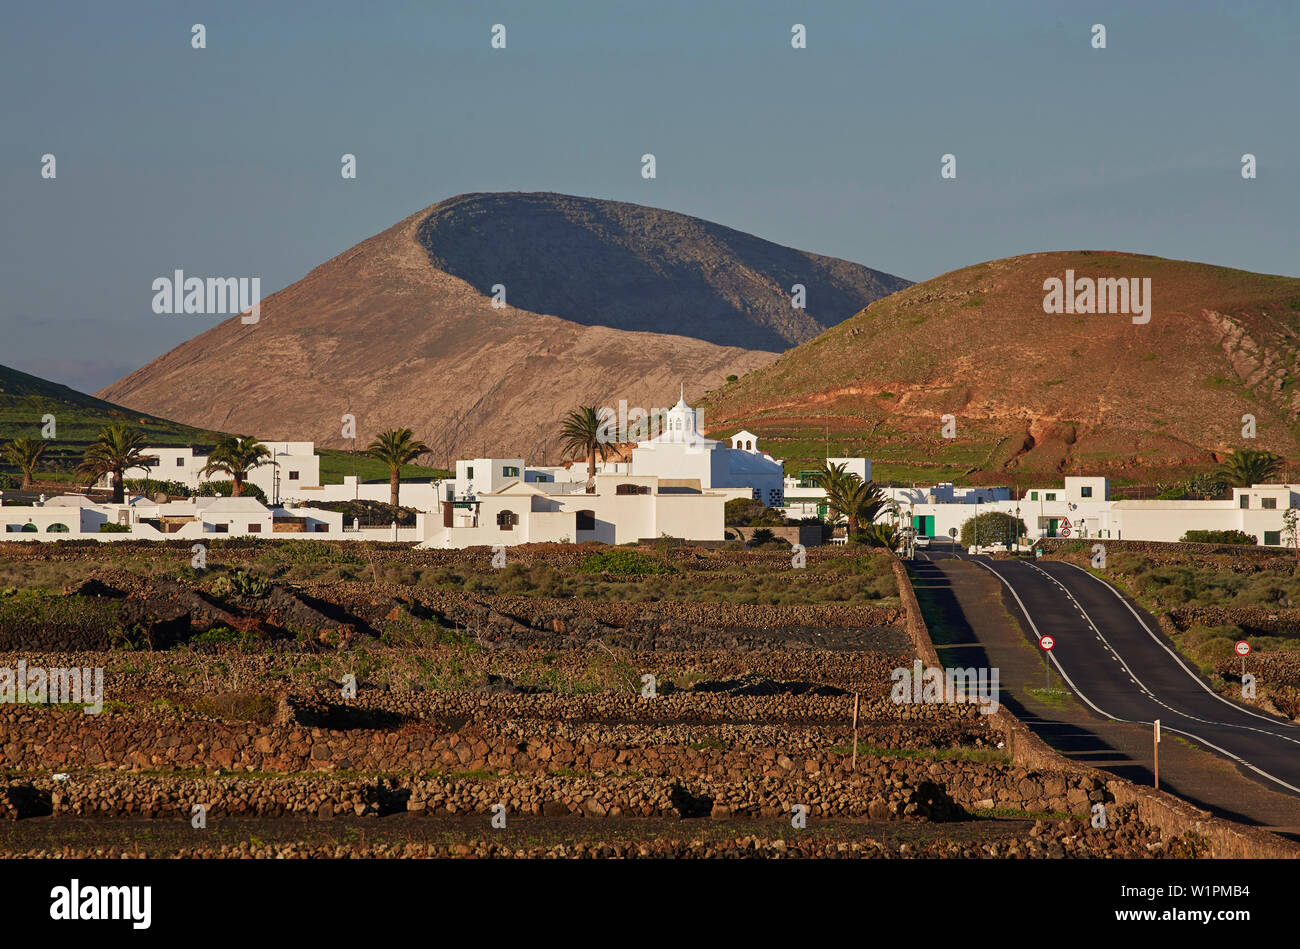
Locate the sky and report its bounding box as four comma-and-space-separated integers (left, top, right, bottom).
2, 0, 1297, 393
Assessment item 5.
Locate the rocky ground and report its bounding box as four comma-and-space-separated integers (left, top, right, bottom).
0, 542, 1207, 858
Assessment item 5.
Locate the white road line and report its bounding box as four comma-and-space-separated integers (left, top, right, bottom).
968, 556, 1300, 795
1052, 560, 1300, 733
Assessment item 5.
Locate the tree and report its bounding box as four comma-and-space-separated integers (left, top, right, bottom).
960, 512, 1026, 549
201, 436, 272, 498
364, 428, 430, 507
1214, 448, 1283, 488
560, 406, 612, 493
816, 461, 887, 537
77, 424, 152, 504
858, 521, 900, 551
2, 437, 47, 490
1284, 508, 1300, 562
725, 497, 786, 526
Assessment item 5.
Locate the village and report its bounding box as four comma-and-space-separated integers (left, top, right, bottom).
2, 392, 1297, 552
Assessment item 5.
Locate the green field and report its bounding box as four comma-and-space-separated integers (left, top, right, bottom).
0, 364, 224, 484
0, 364, 450, 487
316, 449, 450, 485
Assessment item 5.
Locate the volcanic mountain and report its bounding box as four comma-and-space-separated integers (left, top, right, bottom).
702, 251, 1300, 484
98, 192, 909, 463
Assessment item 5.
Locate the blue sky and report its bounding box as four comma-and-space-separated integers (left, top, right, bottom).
2, 0, 1297, 392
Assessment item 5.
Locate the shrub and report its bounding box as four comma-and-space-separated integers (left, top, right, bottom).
123, 478, 190, 497
578, 550, 675, 575
0, 473, 17, 489
1180, 529, 1257, 545
195, 480, 267, 503
98, 522, 131, 533
960, 512, 1026, 547
312, 498, 416, 526
192, 691, 278, 724
211, 569, 271, 599
725, 498, 786, 526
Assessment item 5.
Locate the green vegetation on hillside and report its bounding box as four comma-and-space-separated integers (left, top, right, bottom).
316, 449, 449, 485
0, 364, 224, 485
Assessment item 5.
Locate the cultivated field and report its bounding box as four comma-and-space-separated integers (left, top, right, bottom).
0, 541, 1203, 857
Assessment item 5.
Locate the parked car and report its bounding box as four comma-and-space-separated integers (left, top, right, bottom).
914, 534, 932, 549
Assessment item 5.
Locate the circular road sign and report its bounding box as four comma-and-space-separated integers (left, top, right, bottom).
1040, 635, 1055, 651
1235, 640, 1251, 657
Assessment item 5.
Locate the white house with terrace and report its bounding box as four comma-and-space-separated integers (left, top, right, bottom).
420, 472, 726, 548
0, 494, 424, 542
98, 440, 320, 501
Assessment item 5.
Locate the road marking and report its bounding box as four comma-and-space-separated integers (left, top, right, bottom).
960, 554, 1300, 796
1052, 560, 1300, 733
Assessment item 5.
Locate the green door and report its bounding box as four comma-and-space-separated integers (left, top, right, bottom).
912, 515, 934, 536
1047, 518, 1059, 537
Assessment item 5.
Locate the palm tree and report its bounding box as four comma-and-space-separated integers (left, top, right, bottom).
2, 437, 47, 490
77, 424, 152, 504
560, 406, 612, 493
201, 436, 272, 498
859, 521, 901, 551
1214, 448, 1284, 488
364, 428, 430, 507
816, 461, 886, 537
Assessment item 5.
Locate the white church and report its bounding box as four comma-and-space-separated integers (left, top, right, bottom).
625, 391, 786, 507
419, 392, 786, 548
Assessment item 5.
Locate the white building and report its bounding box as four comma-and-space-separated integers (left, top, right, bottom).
100, 440, 321, 501
0, 494, 422, 542
626, 393, 785, 507
1107, 484, 1300, 545
782, 458, 874, 520
892, 476, 1110, 543
420, 471, 726, 548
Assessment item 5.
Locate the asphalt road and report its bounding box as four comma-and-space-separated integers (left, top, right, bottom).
922, 544, 1300, 797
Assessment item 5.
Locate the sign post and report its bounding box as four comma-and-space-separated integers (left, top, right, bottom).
1235, 640, 1251, 682
1039, 635, 1055, 690
1154, 718, 1161, 790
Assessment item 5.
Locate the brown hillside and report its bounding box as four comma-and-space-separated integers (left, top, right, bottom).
702, 251, 1300, 484
98, 193, 907, 463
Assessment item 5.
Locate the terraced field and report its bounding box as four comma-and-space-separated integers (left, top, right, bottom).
0, 542, 1199, 857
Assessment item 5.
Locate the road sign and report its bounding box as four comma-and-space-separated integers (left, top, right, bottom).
1235, 640, 1251, 657
1059, 527, 1071, 537
1040, 635, 1055, 651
